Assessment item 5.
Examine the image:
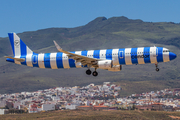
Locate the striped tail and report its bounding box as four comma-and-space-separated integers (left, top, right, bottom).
8, 33, 34, 57
7, 33, 35, 65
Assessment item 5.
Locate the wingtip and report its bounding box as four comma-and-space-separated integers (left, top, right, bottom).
53, 40, 62, 52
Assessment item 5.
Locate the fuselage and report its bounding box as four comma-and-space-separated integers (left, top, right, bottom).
7, 47, 176, 69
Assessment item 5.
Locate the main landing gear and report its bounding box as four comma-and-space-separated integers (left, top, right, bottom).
86, 69, 98, 76
155, 64, 159, 72
86, 69, 91, 75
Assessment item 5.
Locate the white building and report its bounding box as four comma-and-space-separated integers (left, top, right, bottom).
65, 104, 77, 110
42, 104, 55, 111
0, 109, 9, 115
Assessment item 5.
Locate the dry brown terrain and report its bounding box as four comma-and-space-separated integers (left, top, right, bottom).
0, 110, 180, 120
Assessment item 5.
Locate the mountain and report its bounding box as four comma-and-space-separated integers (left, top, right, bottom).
0, 16, 180, 95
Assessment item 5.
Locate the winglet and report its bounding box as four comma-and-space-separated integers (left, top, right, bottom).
53, 41, 63, 52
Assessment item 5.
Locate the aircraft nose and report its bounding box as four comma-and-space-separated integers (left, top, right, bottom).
169, 52, 177, 60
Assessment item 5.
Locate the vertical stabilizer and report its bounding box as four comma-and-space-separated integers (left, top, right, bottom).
8, 33, 33, 57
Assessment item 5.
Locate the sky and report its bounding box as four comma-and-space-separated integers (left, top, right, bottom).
0, 0, 180, 37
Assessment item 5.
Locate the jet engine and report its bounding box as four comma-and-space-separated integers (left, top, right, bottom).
98, 60, 122, 71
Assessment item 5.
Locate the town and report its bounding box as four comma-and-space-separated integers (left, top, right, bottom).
0, 82, 180, 114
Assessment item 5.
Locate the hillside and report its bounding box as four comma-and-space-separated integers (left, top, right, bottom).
0, 16, 180, 95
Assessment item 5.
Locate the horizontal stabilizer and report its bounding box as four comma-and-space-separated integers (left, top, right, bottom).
4, 56, 25, 62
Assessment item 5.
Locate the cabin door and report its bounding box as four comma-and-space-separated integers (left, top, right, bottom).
119, 51, 123, 59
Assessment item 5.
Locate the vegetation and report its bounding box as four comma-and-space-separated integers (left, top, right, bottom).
1, 110, 180, 120
0, 16, 180, 95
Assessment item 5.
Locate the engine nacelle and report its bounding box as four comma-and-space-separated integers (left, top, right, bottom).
98, 60, 112, 69
98, 60, 122, 72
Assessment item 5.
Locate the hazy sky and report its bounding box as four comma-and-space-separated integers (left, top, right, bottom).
0, 0, 180, 37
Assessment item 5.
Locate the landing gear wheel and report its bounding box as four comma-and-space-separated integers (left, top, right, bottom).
86, 69, 91, 75
155, 64, 159, 72
92, 71, 98, 77
156, 68, 159, 72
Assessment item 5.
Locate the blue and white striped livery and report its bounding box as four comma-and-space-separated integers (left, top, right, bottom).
5, 33, 177, 76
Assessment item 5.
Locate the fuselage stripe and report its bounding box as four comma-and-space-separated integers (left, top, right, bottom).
157, 47, 163, 63
93, 50, 100, 59
131, 48, 138, 64
56, 53, 63, 68
112, 49, 119, 65
119, 48, 125, 65
62, 53, 70, 69
32, 53, 39, 67
38, 54, 45, 68
163, 48, 170, 62
106, 49, 112, 60
137, 47, 145, 64
44, 53, 51, 68
125, 48, 132, 65
150, 47, 157, 63
50, 53, 58, 69
75, 51, 82, 68
100, 49, 106, 60
144, 47, 151, 63
69, 51, 76, 68
87, 50, 94, 58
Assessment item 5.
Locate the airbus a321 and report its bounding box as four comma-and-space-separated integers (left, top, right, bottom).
5, 33, 177, 76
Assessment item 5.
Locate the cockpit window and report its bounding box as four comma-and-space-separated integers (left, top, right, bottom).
163, 50, 170, 52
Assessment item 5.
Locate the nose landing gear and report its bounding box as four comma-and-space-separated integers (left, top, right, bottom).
155, 64, 159, 72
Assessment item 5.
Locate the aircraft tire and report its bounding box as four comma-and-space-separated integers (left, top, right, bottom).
156, 68, 159, 72
86, 69, 91, 75
92, 71, 98, 76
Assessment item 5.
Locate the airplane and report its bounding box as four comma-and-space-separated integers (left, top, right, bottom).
5, 33, 177, 76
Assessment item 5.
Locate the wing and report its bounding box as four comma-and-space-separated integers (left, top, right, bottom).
53, 41, 100, 67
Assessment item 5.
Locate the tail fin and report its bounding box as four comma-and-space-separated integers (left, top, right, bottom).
8, 33, 34, 57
